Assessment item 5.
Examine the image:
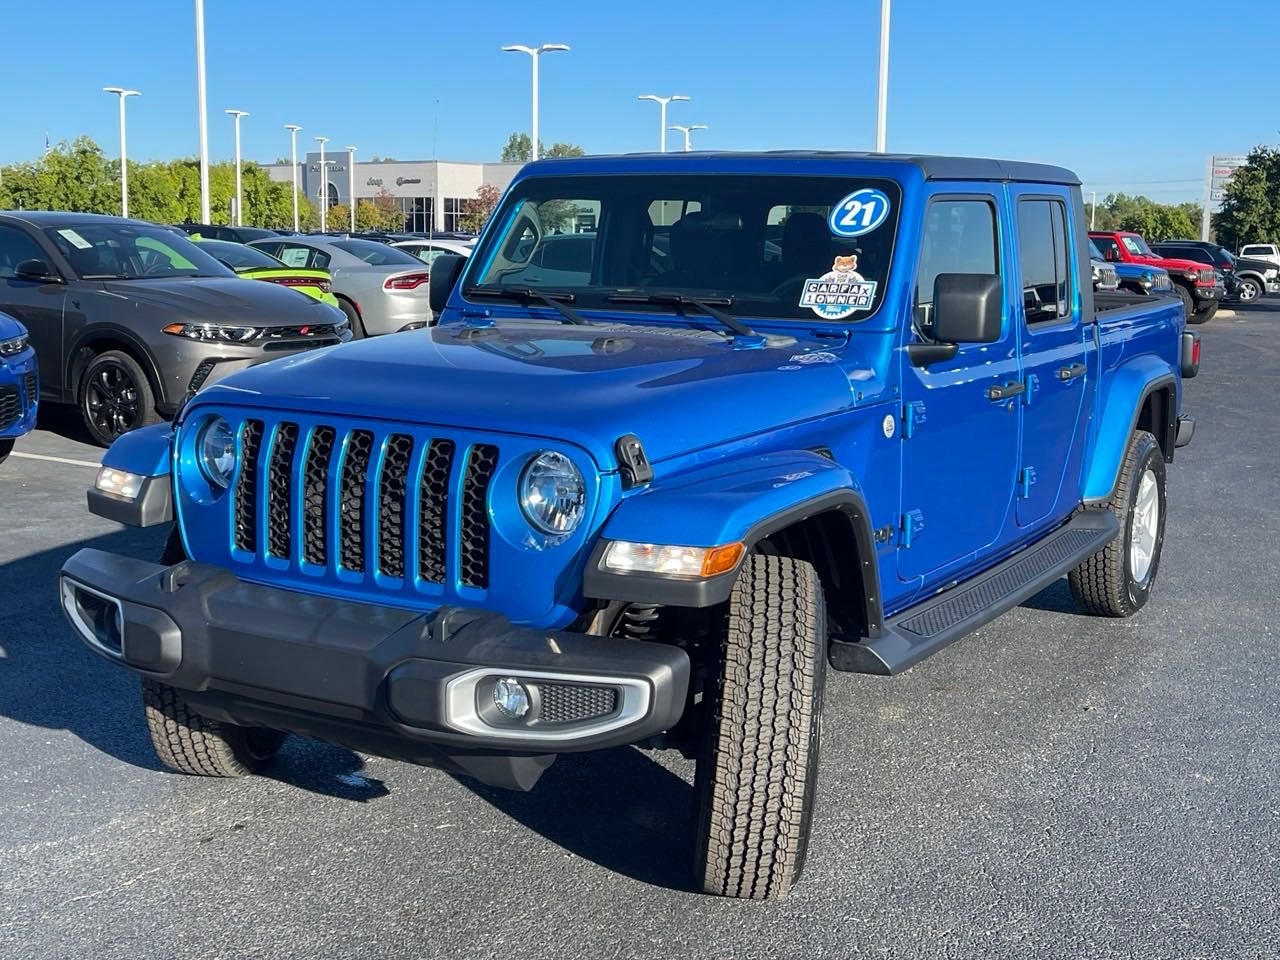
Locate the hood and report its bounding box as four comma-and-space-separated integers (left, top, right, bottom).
195, 321, 860, 467
1132, 253, 1203, 273
96, 276, 338, 325
0, 310, 27, 341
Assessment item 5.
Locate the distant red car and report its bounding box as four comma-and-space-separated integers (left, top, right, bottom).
1090, 231, 1223, 323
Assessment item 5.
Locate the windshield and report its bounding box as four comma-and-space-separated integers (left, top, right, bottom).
466, 174, 902, 323
1121, 235, 1154, 257
1088, 239, 1106, 260
332, 239, 422, 266
197, 238, 286, 272
46, 223, 233, 280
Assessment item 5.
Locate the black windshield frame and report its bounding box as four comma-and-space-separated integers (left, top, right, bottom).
464, 173, 903, 325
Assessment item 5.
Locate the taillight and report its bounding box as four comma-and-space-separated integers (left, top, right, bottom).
1182, 331, 1201, 379
268, 276, 328, 292
384, 272, 430, 291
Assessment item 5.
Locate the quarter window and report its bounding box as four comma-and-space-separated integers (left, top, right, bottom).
1017, 199, 1071, 324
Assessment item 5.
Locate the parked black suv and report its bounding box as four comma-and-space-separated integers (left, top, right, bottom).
1151, 240, 1279, 304
174, 223, 283, 244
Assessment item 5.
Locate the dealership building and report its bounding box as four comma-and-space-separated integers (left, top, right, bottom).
261, 155, 522, 232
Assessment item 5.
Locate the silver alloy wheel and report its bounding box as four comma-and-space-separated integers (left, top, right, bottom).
1238, 278, 1261, 302
1129, 468, 1159, 583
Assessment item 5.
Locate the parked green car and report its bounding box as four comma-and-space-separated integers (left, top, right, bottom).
192, 237, 340, 308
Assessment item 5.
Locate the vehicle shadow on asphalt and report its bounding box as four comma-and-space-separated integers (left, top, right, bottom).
456, 747, 696, 892
0, 525, 386, 802
1019, 579, 1083, 616
35, 403, 98, 447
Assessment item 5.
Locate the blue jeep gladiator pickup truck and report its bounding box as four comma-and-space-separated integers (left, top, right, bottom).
60, 152, 1199, 900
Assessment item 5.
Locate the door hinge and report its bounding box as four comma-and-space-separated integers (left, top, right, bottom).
1023, 373, 1039, 406
902, 401, 926, 439
900, 509, 925, 547
1017, 466, 1037, 498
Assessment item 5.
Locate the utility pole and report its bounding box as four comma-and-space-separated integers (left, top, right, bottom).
346, 145, 357, 232
638, 95, 690, 153
876, 0, 890, 152
225, 109, 249, 225
315, 137, 329, 232
103, 87, 140, 217
501, 43, 571, 162
284, 124, 302, 232
194, 0, 210, 222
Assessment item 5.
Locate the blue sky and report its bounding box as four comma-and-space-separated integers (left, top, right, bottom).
3, 0, 1274, 203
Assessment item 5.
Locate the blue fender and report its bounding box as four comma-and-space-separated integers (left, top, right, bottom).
100, 422, 174, 476
1082, 356, 1176, 502
602, 449, 868, 548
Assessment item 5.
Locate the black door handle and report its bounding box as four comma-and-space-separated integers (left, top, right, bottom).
986, 381, 1026, 401
1056, 362, 1087, 381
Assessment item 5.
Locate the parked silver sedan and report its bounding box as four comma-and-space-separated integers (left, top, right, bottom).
249, 235, 432, 336
391, 238, 475, 266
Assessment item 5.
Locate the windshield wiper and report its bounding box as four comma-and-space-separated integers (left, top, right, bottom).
463, 286, 589, 325
606, 290, 755, 338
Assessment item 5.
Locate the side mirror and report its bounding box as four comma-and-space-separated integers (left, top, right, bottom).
429, 254, 466, 315
15, 258, 61, 283
932, 273, 1002, 344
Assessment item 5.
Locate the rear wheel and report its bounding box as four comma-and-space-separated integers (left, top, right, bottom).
1236, 276, 1262, 303
79, 350, 159, 447
692, 554, 827, 900
1172, 283, 1194, 320
337, 298, 366, 339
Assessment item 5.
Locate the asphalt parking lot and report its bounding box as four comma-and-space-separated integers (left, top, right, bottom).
1, 305, 1277, 960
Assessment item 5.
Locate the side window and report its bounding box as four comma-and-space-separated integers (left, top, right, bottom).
0, 226, 48, 278
1093, 235, 1120, 260
1016, 199, 1071, 324
915, 198, 998, 334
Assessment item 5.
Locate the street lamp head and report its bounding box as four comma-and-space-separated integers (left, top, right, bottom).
501, 44, 536, 55
103, 87, 141, 98
225, 109, 249, 119
314, 136, 329, 144
539, 43, 570, 53
284, 123, 302, 133
345, 145, 357, 153
671, 95, 691, 103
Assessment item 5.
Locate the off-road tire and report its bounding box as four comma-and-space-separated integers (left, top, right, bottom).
1172, 283, 1194, 320
692, 554, 827, 900
1189, 302, 1217, 325
142, 679, 284, 777
1069, 430, 1166, 617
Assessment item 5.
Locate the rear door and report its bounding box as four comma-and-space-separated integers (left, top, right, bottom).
1010, 190, 1089, 528
897, 191, 1021, 581
0, 222, 67, 396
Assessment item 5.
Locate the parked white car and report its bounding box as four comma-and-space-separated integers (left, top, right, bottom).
1239, 243, 1280, 269
391, 238, 475, 265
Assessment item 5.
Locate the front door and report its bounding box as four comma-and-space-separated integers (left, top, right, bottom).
0, 223, 66, 396
898, 192, 1021, 582
1010, 191, 1089, 527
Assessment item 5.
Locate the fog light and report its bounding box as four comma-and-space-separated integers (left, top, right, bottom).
95, 466, 144, 501
493, 677, 531, 718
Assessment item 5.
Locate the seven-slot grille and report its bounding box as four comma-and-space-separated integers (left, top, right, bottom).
0, 387, 19, 430
231, 419, 499, 589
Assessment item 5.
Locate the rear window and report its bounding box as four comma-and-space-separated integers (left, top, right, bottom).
332, 239, 421, 266
199, 239, 283, 271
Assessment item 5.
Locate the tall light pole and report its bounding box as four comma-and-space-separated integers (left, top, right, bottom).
284, 124, 302, 232
102, 87, 140, 218
501, 43, 570, 162
225, 109, 249, 225
345, 145, 357, 232
875, 0, 890, 152
194, 0, 210, 223
638, 95, 690, 153
669, 124, 707, 152
314, 137, 329, 232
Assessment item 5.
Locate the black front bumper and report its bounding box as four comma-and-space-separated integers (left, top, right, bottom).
59, 549, 689, 790
1193, 284, 1225, 304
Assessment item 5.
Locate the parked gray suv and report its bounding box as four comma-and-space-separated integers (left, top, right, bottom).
0, 212, 350, 445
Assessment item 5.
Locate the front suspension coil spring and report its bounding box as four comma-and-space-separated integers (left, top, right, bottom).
619, 603, 661, 640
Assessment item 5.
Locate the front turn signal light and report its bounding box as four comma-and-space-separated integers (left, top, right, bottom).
602, 540, 744, 579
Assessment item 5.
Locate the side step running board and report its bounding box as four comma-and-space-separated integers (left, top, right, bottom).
830, 510, 1119, 676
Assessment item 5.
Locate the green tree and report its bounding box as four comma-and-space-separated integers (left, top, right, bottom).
1215, 146, 1280, 250
1089, 193, 1200, 242
372, 188, 403, 230
500, 132, 585, 163
459, 183, 502, 233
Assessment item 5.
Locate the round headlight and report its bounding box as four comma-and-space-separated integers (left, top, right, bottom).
197, 416, 237, 489
519, 451, 585, 535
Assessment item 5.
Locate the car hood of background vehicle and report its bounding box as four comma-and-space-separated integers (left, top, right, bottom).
98, 276, 334, 323
197, 321, 859, 467
0, 310, 27, 341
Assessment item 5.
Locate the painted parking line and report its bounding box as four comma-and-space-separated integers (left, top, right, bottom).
11, 451, 102, 469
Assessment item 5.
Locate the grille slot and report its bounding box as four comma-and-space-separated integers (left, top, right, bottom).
23, 372, 37, 409
338, 430, 374, 572
233, 420, 264, 553
418, 440, 456, 584
459, 444, 498, 589
0, 387, 19, 429
301, 426, 336, 566
266, 423, 300, 559
377, 434, 414, 579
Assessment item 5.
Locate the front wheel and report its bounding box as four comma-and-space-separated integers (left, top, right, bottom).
1189, 302, 1218, 325
1172, 283, 1194, 320
692, 554, 827, 899
79, 350, 159, 447
1069, 430, 1167, 617
143, 679, 284, 777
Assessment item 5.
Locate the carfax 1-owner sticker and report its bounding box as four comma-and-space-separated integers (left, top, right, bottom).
799, 256, 878, 320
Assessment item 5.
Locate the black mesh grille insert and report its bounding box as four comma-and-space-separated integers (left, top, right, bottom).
338, 430, 374, 572
0, 387, 19, 430
537, 684, 619, 724
233, 420, 264, 553
302, 426, 336, 566
22, 372, 37, 409
377, 434, 414, 579
418, 440, 455, 584
266, 423, 299, 559
459, 444, 498, 589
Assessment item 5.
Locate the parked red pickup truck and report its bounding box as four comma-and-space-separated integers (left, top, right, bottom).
1090, 230, 1223, 323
